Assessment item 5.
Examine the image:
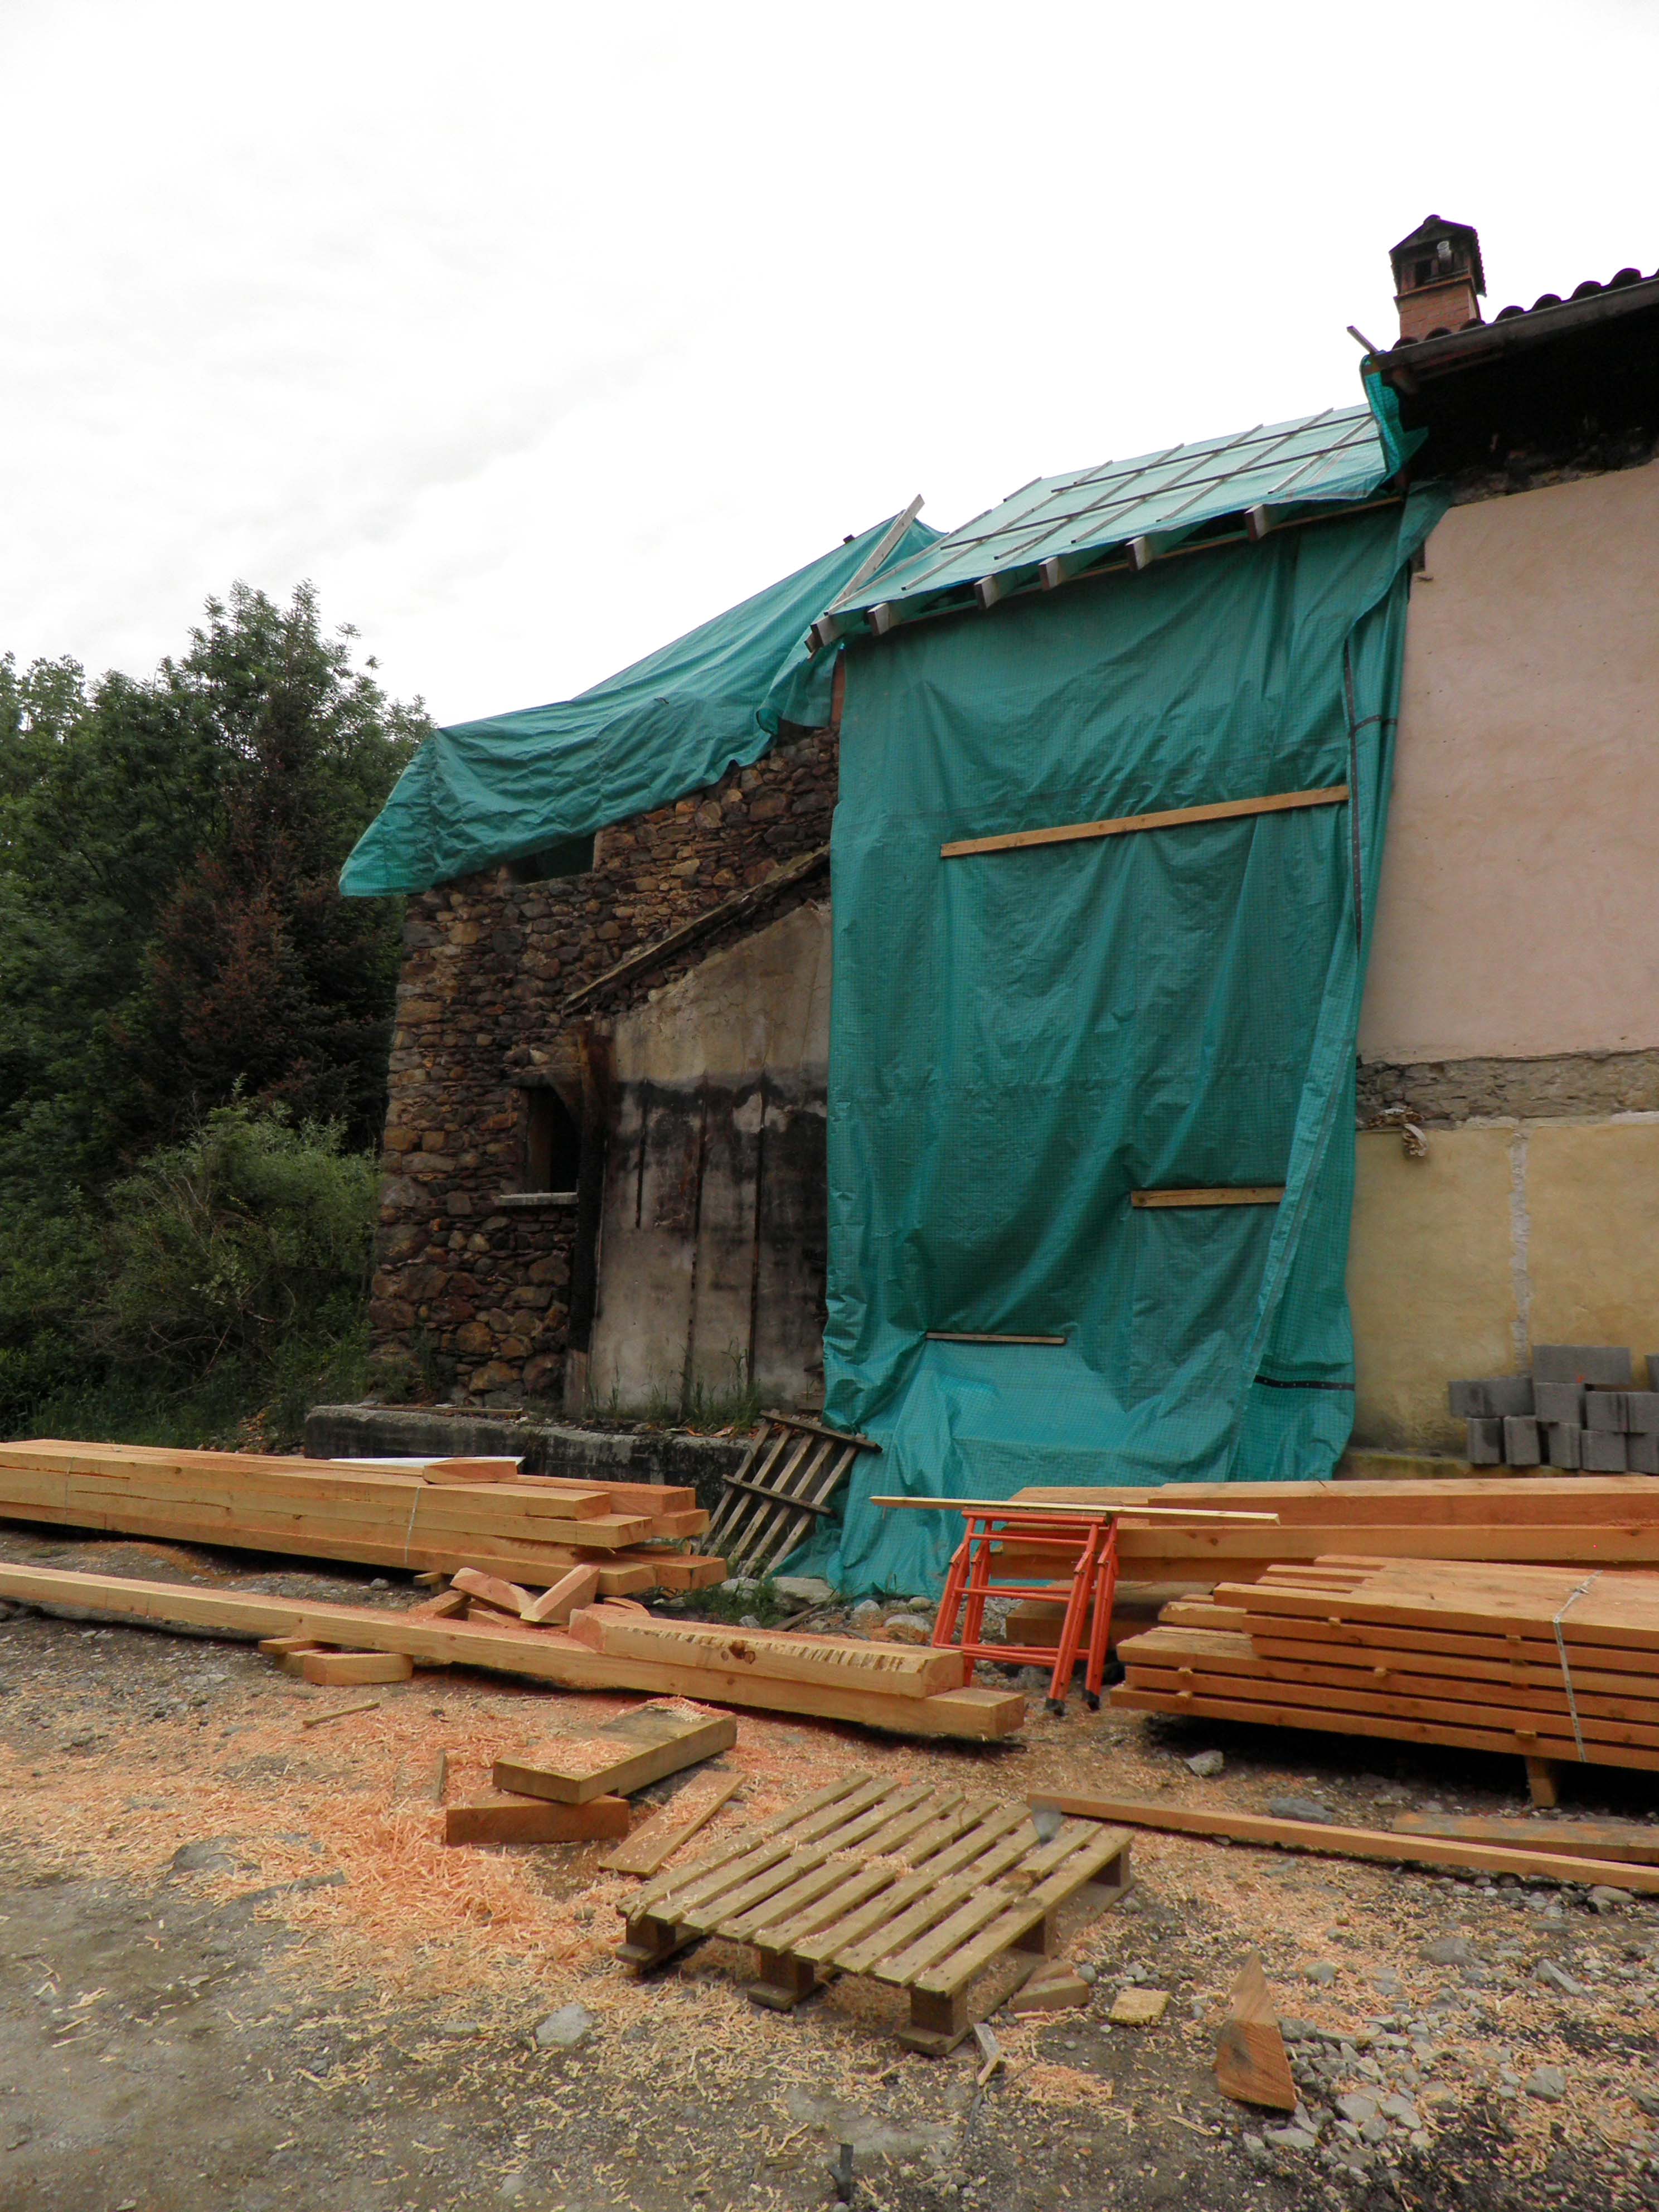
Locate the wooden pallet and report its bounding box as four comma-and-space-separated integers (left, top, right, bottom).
706, 1414, 879, 1580
615, 1772, 1132, 2052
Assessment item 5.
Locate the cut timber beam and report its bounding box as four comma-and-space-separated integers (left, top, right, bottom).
1027, 1791, 1659, 1893
0, 1562, 1022, 1741
494, 1702, 736, 1804
443, 1793, 630, 1846
297, 1651, 414, 1687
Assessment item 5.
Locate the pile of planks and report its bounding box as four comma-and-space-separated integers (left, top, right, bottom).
0, 1560, 1025, 1739
617, 1772, 1133, 2052
1011, 1475, 1659, 1583
1114, 1554, 1659, 1788
0, 1439, 725, 1596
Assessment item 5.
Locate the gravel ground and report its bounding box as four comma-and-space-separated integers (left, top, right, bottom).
1, 1524, 1657, 2212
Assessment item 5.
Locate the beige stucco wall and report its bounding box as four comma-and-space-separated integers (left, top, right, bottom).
1350, 1116, 1659, 1451
608, 899, 831, 1086
1360, 461, 1659, 1064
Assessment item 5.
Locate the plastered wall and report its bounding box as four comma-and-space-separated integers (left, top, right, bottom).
588, 902, 832, 1412
1361, 462, 1659, 1064
1350, 1117, 1659, 1453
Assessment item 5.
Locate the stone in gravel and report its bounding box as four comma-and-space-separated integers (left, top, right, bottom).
1534, 1961, 1591, 1996
721, 1576, 760, 1597
877, 1616, 930, 1645
1371, 1971, 1403, 1997
1360, 2116, 1389, 2146
1589, 1885, 1635, 1911
1303, 1961, 1339, 1985
533, 2004, 596, 2051
1423, 1936, 1479, 1967
1337, 2093, 1379, 2126
169, 1840, 236, 1875
1280, 2017, 1317, 2041
1525, 2066, 1567, 2103
1264, 2125, 1320, 2152
849, 1599, 882, 1626
905, 1595, 935, 1613
739, 1614, 763, 1629
1186, 1750, 1226, 1778
773, 1576, 836, 1606
1108, 1987, 1170, 2026
1076, 1963, 1097, 1985
1267, 1796, 1332, 1824
1379, 2095, 1420, 2128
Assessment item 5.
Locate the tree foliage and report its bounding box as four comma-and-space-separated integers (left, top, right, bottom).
0, 582, 425, 1439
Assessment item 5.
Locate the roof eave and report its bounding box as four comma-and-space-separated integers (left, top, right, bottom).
1377, 276, 1659, 386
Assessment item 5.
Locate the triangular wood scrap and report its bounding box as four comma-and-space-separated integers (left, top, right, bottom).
521, 1563, 601, 1625
1214, 1952, 1297, 2111
450, 1568, 533, 1616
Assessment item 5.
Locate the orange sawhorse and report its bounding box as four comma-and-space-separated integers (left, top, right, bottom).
932, 1506, 1118, 1715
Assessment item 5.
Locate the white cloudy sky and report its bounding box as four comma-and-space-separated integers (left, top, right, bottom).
3, 0, 1656, 728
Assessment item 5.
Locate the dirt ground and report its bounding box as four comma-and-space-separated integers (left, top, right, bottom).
2, 1527, 1657, 2212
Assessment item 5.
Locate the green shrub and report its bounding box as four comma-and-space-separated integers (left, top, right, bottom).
90, 1100, 377, 1380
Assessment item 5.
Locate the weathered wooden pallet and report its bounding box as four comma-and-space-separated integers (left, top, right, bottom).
705, 1413, 879, 1580
615, 1772, 1132, 2053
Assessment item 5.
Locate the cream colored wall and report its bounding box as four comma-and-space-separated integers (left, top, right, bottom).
1349, 1117, 1659, 1452
1360, 462, 1659, 1064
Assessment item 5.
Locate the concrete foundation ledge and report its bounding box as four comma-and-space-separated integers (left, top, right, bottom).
304, 1403, 746, 1511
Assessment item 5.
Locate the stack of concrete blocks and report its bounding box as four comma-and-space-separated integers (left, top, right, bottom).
1450, 1347, 1659, 1472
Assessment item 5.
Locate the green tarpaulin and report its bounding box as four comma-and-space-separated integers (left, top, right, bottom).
796, 488, 1449, 1597
339, 512, 938, 896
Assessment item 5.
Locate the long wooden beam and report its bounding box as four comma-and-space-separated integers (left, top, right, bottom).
1027, 1790, 1659, 1893
940, 784, 1348, 861
0, 1561, 1021, 1741
870, 1496, 1280, 1523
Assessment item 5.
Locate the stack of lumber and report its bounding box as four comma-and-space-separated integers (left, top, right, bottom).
1113, 1554, 1659, 1780
1010, 1476, 1659, 1582
616, 1770, 1133, 2052
0, 1560, 1025, 1739
0, 1439, 725, 1595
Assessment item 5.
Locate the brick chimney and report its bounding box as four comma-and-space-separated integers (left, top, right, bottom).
1390, 214, 1485, 342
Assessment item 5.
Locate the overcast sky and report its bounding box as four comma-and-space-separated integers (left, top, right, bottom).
4, 0, 1656, 729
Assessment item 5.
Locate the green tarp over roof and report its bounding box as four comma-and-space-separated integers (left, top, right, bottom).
339, 510, 938, 897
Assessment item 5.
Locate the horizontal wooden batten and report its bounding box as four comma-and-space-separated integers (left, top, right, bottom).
925, 1332, 1068, 1346
940, 784, 1348, 861
1131, 1187, 1284, 1209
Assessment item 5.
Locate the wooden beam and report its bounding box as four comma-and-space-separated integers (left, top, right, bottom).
1027, 1790, 1659, 1891
602, 1772, 744, 1878
0, 1561, 1022, 1740
1215, 1953, 1297, 2111
562, 844, 829, 1016
940, 784, 1348, 861
1131, 1186, 1284, 1209
870, 1496, 1281, 1523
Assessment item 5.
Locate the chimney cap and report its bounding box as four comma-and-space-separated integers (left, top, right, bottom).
1390, 214, 1486, 297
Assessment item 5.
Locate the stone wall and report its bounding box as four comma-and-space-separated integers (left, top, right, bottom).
371, 722, 839, 1405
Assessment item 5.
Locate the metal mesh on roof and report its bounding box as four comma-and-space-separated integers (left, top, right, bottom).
823, 402, 1398, 639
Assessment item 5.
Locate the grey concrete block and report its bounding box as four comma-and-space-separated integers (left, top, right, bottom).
1587, 1390, 1629, 1432
1448, 1376, 1534, 1418
1531, 1345, 1633, 1388
1466, 1417, 1505, 1465
1624, 1391, 1659, 1434
1544, 1423, 1583, 1470
1582, 1429, 1629, 1471
1534, 1380, 1586, 1425
1628, 1430, 1659, 1475
1502, 1415, 1543, 1467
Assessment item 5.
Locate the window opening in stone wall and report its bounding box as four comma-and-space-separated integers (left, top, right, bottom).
508, 833, 595, 884
525, 1088, 583, 1194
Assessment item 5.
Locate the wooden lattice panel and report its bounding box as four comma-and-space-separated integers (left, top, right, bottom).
616, 1772, 1132, 2051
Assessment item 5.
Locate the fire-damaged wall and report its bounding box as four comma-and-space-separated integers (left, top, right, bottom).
588, 900, 831, 1413
370, 723, 838, 1408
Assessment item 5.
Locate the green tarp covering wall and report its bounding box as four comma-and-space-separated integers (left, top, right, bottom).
339, 512, 938, 896
798, 489, 1449, 1597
